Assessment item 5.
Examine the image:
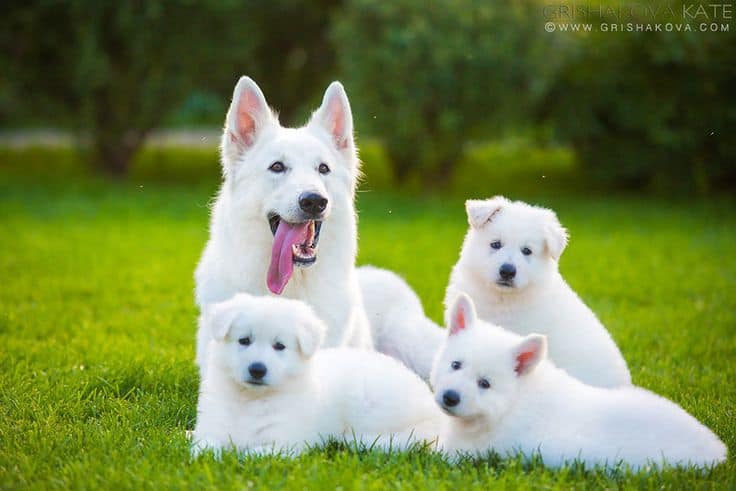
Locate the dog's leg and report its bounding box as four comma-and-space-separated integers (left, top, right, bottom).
195, 313, 211, 379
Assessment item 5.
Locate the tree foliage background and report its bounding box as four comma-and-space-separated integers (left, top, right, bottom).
1, 0, 339, 175
1, 0, 734, 191
540, 8, 736, 192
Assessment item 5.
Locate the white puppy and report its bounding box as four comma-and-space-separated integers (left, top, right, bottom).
445, 196, 630, 387
432, 294, 727, 470
195, 77, 371, 378
192, 294, 442, 456
358, 266, 445, 381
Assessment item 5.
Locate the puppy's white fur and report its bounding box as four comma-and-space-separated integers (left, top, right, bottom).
432, 294, 727, 470
445, 196, 630, 388
358, 266, 445, 381
192, 294, 441, 456
195, 77, 371, 378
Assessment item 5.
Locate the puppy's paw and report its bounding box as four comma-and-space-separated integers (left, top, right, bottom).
244, 444, 300, 457
190, 438, 223, 460
244, 445, 274, 457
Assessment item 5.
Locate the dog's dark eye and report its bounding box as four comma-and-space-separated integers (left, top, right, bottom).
269, 161, 286, 173
273, 342, 285, 351
522, 247, 532, 256
491, 241, 502, 250
451, 361, 462, 370
238, 336, 251, 346
478, 378, 491, 389
318, 163, 330, 175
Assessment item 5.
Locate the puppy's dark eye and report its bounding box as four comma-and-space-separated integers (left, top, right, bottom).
318, 163, 330, 174
273, 342, 285, 351
238, 336, 251, 346
269, 161, 286, 173
478, 378, 491, 389
491, 241, 502, 250
451, 361, 462, 370
522, 247, 532, 256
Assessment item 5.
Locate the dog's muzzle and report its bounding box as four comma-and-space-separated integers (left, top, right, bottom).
437, 390, 462, 415
496, 263, 516, 288
268, 214, 323, 266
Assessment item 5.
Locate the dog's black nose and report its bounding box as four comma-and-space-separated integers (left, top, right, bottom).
442, 390, 461, 407
499, 263, 516, 280
299, 192, 328, 216
248, 362, 267, 380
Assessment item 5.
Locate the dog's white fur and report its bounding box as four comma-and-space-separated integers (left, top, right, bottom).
192, 294, 441, 456
445, 196, 630, 388
195, 77, 371, 377
432, 294, 727, 469
358, 266, 445, 381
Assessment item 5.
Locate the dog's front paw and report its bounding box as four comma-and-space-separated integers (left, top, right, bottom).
244, 445, 274, 457
190, 438, 223, 460
244, 444, 300, 458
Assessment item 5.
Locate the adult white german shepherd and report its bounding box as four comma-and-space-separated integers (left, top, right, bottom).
195, 77, 372, 377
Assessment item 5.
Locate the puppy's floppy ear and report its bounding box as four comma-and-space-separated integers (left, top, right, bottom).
222, 76, 277, 164
206, 300, 241, 342
541, 209, 568, 261
309, 81, 354, 154
465, 196, 508, 229
513, 334, 547, 376
447, 292, 477, 336
295, 310, 327, 358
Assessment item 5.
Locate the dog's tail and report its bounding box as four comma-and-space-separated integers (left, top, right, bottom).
357, 266, 445, 381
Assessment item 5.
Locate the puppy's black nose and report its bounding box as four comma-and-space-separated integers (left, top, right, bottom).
248, 362, 267, 380
299, 192, 328, 216
499, 263, 516, 280
442, 390, 461, 407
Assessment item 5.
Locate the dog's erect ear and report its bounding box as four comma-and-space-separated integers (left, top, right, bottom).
206, 300, 241, 342
541, 209, 568, 261
447, 292, 477, 336
513, 334, 547, 376
309, 81, 354, 153
296, 311, 327, 358
465, 196, 508, 229
222, 76, 276, 162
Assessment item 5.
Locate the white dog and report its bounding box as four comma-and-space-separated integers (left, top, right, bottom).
195, 77, 371, 377
192, 294, 442, 456
445, 196, 630, 388
432, 293, 727, 470
358, 266, 445, 381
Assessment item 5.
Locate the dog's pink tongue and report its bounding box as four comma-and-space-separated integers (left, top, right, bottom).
267, 221, 310, 295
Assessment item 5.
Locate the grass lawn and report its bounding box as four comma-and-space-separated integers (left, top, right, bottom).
1, 149, 734, 489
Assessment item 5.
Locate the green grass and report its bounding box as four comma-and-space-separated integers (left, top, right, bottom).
0, 147, 734, 489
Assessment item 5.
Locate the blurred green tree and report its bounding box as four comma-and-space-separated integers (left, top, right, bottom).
540, 11, 736, 192
332, 0, 556, 184
1, 0, 339, 176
